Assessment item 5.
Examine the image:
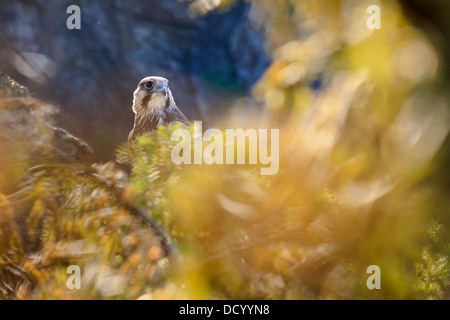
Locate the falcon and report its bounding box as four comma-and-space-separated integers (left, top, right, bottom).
128, 76, 190, 147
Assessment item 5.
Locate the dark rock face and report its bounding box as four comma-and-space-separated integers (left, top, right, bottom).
0, 0, 269, 160
0, 73, 93, 195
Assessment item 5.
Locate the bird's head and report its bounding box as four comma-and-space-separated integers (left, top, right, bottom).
132, 76, 173, 114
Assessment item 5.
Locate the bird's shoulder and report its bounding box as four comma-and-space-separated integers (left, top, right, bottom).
161, 105, 190, 126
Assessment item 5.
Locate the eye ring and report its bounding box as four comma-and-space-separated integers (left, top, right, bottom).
143, 81, 154, 90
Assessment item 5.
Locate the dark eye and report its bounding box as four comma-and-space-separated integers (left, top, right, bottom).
143, 81, 154, 90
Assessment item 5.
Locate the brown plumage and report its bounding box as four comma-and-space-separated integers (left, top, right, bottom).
128, 76, 190, 147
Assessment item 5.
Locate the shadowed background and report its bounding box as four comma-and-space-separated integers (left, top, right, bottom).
0, 0, 269, 160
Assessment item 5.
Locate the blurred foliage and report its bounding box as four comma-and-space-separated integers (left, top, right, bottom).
1, 0, 450, 299
0, 75, 169, 299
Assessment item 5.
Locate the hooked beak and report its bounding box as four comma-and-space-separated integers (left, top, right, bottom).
155, 83, 168, 98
